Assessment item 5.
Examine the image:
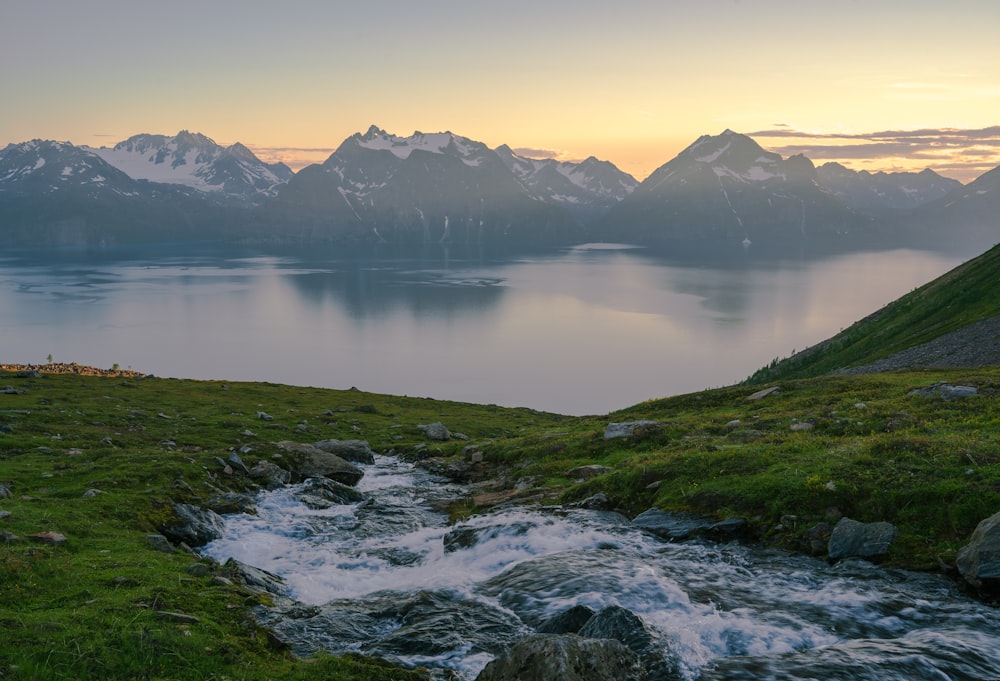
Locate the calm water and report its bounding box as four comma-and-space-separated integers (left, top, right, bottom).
0, 244, 965, 414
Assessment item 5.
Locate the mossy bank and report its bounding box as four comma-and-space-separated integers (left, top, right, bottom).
2, 366, 1000, 679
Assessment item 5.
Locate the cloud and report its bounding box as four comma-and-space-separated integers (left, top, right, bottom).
244, 145, 337, 171
748, 126, 1000, 183
512, 147, 562, 159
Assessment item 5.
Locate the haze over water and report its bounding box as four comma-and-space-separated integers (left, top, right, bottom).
0, 245, 963, 415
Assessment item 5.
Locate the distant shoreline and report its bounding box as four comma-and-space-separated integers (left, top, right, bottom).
0, 362, 149, 379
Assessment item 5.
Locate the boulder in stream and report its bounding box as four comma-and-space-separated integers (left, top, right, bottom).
577, 605, 681, 680
827, 517, 896, 560
249, 460, 292, 489
275, 441, 364, 486
536, 604, 596, 634
632, 508, 712, 540
475, 634, 645, 681
956, 510, 1000, 590
313, 439, 375, 464
295, 477, 365, 509
158, 503, 225, 547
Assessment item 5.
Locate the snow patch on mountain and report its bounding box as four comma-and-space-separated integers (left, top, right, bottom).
356, 126, 488, 166
85, 131, 292, 200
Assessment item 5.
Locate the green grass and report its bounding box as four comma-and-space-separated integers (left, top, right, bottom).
745, 243, 1000, 383
2, 367, 1000, 678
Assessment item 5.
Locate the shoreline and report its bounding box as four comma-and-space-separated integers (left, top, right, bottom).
0, 362, 149, 379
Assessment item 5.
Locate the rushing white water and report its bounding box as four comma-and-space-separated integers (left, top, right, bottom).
201, 456, 1000, 680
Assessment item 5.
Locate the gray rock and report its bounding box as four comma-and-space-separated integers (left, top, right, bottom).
827, 517, 896, 560
566, 464, 612, 479
223, 558, 289, 596
257, 411, 273, 421
575, 492, 615, 511
604, 420, 659, 440
249, 460, 291, 489
82, 489, 102, 498
536, 605, 596, 634
275, 441, 364, 486
578, 605, 680, 680
147, 534, 175, 553
632, 508, 712, 540
909, 382, 979, 400
790, 422, 814, 432
578, 605, 653, 654
956, 510, 1000, 589
0, 510, 10, 520
746, 386, 781, 401
187, 563, 212, 577
312, 439, 375, 464
226, 452, 251, 475
294, 477, 365, 509
418, 422, 451, 441
0, 485, 12, 499
159, 503, 225, 548
475, 634, 645, 681
707, 517, 749, 540
205, 492, 258, 516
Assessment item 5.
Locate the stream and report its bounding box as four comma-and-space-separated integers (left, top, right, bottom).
200, 455, 1000, 680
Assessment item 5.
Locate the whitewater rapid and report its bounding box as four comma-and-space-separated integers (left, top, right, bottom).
201, 455, 1000, 680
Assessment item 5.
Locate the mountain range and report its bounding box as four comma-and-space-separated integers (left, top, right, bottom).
1, 127, 996, 255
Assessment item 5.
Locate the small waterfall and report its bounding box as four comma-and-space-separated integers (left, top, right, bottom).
202, 455, 1000, 680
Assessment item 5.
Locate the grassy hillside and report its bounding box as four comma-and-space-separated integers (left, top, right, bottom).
745, 243, 1000, 383
2, 367, 1000, 678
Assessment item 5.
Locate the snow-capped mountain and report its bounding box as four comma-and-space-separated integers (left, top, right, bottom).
816, 162, 961, 216
258, 126, 583, 247
0, 139, 234, 247
595, 130, 879, 251
0, 139, 138, 198
86, 131, 292, 203
494, 145, 637, 223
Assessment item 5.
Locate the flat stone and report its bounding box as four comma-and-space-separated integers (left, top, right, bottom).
632, 508, 712, 540
27, 531, 67, 545
566, 464, 612, 479
746, 386, 781, 401
604, 421, 659, 440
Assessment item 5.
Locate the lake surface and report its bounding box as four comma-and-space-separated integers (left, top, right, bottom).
0, 244, 966, 414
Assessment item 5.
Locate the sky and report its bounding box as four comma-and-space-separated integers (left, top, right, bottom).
3, 0, 999, 183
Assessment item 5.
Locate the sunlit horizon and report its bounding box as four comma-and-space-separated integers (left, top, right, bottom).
5, 1, 999, 184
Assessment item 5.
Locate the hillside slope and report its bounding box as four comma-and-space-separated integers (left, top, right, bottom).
745, 243, 1000, 383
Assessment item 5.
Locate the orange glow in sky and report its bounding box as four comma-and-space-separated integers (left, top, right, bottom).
3, 1, 999, 183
